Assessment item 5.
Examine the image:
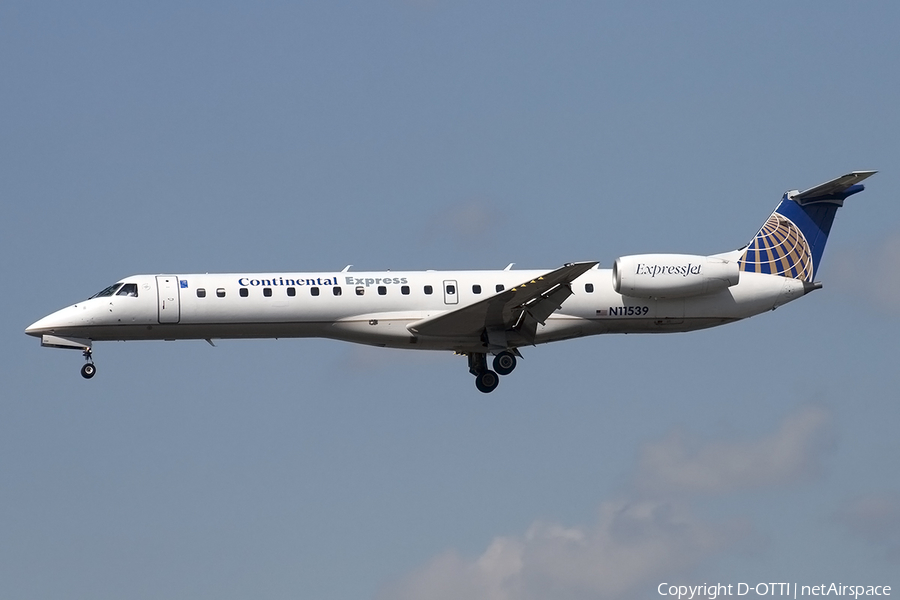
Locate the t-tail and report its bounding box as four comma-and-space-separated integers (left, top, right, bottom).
739, 171, 877, 282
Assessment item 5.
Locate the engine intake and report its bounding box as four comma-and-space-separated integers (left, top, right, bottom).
613, 254, 739, 299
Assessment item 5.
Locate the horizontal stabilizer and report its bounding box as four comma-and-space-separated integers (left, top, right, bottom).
793, 170, 877, 205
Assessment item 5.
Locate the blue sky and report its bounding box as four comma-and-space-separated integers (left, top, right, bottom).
2, 2, 899, 599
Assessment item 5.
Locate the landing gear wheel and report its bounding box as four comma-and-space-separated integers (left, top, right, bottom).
80, 347, 95, 379
492, 351, 517, 376
475, 370, 500, 394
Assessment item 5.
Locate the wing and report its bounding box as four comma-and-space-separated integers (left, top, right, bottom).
793, 170, 877, 205
407, 261, 598, 344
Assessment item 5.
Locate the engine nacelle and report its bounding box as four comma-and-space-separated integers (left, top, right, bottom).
613, 254, 740, 299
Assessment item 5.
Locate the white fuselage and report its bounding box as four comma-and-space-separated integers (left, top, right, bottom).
25, 265, 808, 354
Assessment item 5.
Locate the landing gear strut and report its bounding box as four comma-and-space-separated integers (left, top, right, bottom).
80, 348, 96, 379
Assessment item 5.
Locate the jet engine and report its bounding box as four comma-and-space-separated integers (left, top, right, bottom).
613, 254, 740, 299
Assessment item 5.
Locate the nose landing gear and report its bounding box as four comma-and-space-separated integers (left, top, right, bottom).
80, 348, 96, 379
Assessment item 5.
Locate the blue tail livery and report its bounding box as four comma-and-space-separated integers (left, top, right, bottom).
740, 171, 877, 281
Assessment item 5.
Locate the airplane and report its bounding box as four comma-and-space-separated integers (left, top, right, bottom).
26, 171, 876, 393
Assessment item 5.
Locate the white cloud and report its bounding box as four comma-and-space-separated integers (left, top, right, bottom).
379, 500, 743, 600
829, 232, 900, 313
378, 407, 834, 600
867, 235, 900, 311
835, 491, 900, 562
419, 199, 508, 254
635, 405, 835, 495
442, 202, 499, 243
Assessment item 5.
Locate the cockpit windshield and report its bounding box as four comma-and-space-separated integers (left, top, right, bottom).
89, 283, 123, 299
116, 283, 139, 297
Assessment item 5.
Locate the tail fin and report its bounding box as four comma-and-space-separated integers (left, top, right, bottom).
739, 171, 876, 281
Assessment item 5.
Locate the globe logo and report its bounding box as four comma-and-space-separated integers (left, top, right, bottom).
740, 213, 813, 281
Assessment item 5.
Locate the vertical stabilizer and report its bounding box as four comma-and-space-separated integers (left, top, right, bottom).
739, 171, 876, 281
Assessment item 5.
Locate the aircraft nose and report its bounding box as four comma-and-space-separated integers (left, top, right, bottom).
25, 306, 77, 337
25, 314, 54, 337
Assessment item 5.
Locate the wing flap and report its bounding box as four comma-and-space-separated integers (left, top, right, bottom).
408, 261, 597, 339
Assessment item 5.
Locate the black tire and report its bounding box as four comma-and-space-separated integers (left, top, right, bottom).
81, 364, 96, 379
492, 351, 517, 376
475, 370, 499, 393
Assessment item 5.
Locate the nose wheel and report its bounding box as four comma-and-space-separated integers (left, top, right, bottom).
81, 348, 96, 379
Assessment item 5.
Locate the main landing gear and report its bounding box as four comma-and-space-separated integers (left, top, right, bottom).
80, 348, 96, 379
468, 350, 518, 393
492, 351, 517, 376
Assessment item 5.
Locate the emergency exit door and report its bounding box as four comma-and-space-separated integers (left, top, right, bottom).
443, 280, 459, 305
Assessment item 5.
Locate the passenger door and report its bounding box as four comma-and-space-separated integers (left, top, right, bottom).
156, 276, 181, 324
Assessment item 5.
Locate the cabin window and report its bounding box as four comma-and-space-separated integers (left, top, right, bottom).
116, 283, 138, 297
378, 286, 387, 295
196, 288, 206, 298
240, 288, 249, 297
446, 284, 456, 295
356, 286, 365, 296
310, 287, 320, 296
401, 285, 410, 295
424, 285, 433, 295
216, 288, 226, 298
287, 287, 296, 297
472, 284, 481, 294
263, 288, 272, 297
496, 284, 505, 292
333, 287, 342, 296
585, 283, 594, 293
